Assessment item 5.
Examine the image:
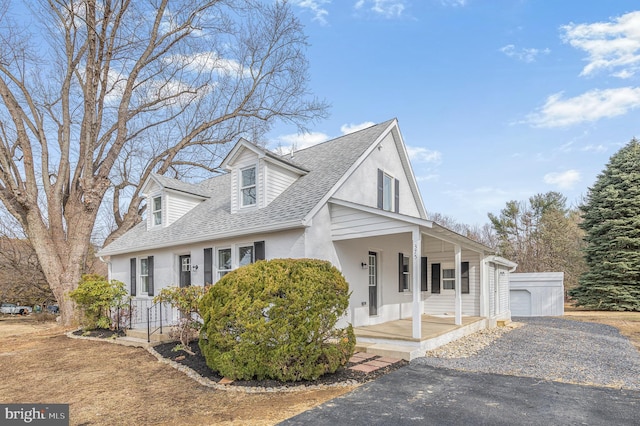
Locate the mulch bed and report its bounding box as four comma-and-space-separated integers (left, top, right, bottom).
71, 329, 408, 387
72, 328, 126, 339
153, 340, 408, 388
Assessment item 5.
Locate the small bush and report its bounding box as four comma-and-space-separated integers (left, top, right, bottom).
69, 274, 128, 330
199, 258, 355, 382
153, 285, 210, 352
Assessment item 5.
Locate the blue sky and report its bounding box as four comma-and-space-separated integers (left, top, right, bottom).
268, 0, 640, 225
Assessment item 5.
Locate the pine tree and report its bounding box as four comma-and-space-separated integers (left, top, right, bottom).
570, 139, 640, 311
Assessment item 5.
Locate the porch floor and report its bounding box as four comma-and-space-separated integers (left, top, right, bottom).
355, 315, 483, 342
353, 315, 485, 360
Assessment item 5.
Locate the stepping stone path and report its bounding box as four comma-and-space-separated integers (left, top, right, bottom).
348, 352, 403, 373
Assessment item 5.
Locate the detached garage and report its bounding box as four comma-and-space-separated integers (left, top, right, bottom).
509, 272, 564, 317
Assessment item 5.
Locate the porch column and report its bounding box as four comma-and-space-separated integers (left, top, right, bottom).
412, 227, 422, 339
479, 255, 488, 318
454, 244, 462, 325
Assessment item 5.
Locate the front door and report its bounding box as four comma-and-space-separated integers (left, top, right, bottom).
368, 252, 378, 316
179, 255, 191, 288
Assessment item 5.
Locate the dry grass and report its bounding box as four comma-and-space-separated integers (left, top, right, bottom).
0, 316, 353, 425
3, 307, 639, 425
563, 303, 640, 351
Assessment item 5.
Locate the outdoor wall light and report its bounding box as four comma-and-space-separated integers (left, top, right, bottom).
361, 262, 368, 269
192, 265, 199, 271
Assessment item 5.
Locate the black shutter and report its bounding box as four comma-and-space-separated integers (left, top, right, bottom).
204, 248, 213, 285
461, 261, 470, 294
398, 253, 404, 292
431, 263, 441, 294
421, 257, 428, 292
147, 256, 155, 297
394, 178, 400, 213
377, 169, 384, 209
254, 241, 265, 261
130, 258, 136, 296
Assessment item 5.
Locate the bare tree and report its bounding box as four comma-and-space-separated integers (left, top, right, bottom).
0, 0, 328, 324
430, 212, 497, 249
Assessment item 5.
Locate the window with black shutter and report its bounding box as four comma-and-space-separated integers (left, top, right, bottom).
204, 248, 213, 285
461, 261, 470, 294
431, 263, 441, 294
398, 253, 409, 292
147, 256, 154, 296
421, 257, 428, 291
130, 258, 136, 296
254, 241, 265, 261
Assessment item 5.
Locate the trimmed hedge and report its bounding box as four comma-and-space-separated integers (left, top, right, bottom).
198, 258, 355, 381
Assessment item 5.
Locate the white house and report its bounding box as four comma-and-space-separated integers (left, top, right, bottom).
98, 119, 516, 358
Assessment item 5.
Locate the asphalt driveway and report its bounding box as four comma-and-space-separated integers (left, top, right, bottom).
280, 318, 640, 425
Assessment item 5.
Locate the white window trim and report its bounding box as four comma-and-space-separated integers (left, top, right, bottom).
382, 172, 394, 212
151, 195, 162, 226
240, 165, 257, 208
216, 247, 232, 279
140, 257, 150, 295
442, 262, 455, 292
215, 243, 258, 281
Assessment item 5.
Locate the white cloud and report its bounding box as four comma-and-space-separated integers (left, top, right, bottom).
581, 144, 607, 153
562, 11, 640, 78
500, 44, 550, 63
273, 131, 330, 153
526, 87, 640, 127
543, 170, 581, 189
440, 0, 467, 6
290, 0, 330, 25
354, 0, 405, 18
406, 146, 442, 164
340, 121, 375, 134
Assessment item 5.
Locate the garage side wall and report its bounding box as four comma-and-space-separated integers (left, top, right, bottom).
509, 272, 564, 317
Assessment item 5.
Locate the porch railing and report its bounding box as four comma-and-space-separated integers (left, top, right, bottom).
111, 298, 177, 341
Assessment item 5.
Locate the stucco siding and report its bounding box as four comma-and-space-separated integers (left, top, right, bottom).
333, 132, 421, 217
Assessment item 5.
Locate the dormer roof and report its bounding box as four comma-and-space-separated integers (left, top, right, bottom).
141, 173, 211, 199
220, 138, 309, 175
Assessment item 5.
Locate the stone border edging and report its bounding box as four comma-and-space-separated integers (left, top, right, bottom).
66, 330, 359, 393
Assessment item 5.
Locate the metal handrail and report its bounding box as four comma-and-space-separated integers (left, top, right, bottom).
147, 301, 163, 343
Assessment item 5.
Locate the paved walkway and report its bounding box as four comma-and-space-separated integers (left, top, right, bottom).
348, 352, 403, 373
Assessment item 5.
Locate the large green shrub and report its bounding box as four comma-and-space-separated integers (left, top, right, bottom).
69, 274, 128, 329
199, 258, 355, 382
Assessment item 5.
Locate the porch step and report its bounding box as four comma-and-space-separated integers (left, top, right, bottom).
125, 328, 175, 343
356, 343, 421, 361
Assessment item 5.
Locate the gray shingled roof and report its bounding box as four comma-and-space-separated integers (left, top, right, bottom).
98, 119, 395, 256
148, 174, 212, 198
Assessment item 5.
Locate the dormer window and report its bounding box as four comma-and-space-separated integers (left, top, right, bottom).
241, 166, 257, 207
152, 196, 162, 226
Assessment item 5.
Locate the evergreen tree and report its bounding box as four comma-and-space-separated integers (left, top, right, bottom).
570, 139, 640, 311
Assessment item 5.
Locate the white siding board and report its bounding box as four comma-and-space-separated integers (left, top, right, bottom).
265, 162, 298, 204
423, 250, 480, 316
166, 192, 201, 225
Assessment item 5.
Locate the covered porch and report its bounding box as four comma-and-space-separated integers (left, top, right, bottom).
354, 314, 486, 360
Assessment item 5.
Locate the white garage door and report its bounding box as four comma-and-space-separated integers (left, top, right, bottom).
510, 290, 531, 316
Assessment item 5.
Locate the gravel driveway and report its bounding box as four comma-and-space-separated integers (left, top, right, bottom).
416, 317, 640, 390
